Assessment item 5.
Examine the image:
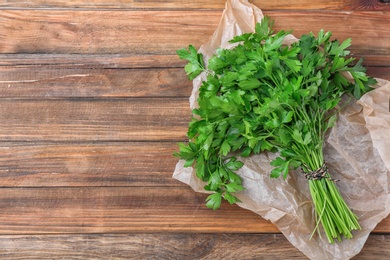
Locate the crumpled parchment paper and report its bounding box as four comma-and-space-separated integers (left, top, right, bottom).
172, 1, 390, 259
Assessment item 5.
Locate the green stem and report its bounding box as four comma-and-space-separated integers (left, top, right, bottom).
307, 157, 361, 243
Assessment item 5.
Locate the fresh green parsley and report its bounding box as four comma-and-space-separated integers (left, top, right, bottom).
175, 16, 376, 243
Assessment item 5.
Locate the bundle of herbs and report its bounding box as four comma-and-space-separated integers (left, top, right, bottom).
174, 16, 377, 243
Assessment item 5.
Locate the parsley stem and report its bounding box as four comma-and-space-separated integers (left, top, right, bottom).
306, 156, 360, 243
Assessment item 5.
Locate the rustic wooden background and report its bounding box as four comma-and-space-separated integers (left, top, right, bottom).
0, 0, 389, 258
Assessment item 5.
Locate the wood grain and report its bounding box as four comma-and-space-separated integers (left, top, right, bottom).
0, 142, 181, 187
0, 67, 191, 97
0, 186, 387, 235
0, 233, 388, 259
0, 54, 183, 68
0, 233, 306, 259
0, 233, 307, 259
0, 10, 219, 54
0, 10, 390, 61
0, 98, 190, 141
0, 186, 278, 234
0, 0, 389, 11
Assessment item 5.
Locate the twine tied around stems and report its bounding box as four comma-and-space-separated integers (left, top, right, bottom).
303, 163, 340, 182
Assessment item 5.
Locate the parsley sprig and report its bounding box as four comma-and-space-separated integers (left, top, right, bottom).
175, 16, 376, 243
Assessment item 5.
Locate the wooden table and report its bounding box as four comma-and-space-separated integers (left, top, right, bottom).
0, 0, 389, 258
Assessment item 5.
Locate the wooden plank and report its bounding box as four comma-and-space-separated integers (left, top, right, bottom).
0, 98, 190, 141
0, 67, 191, 98
0, 233, 305, 259
0, 233, 388, 259
0, 142, 182, 187
0, 0, 389, 11
1, 10, 390, 62
0, 54, 183, 68
0, 186, 387, 234
0, 186, 278, 234
0, 10, 219, 54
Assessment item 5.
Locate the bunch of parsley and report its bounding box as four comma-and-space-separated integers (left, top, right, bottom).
174, 17, 376, 243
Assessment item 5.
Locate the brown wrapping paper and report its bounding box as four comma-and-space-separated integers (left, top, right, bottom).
172, 1, 390, 259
